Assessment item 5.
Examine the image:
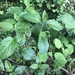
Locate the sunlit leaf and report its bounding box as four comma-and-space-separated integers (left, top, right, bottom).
24, 0, 31, 7
67, 44, 74, 55
71, 39, 75, 45
54, 52, 67, 69
48, 52, 53, 57
62, 48, 69, 57
54, 38, 62, 49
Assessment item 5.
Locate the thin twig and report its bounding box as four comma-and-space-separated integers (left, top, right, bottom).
72, 68, 75, 73
7, 58, 17, 64
61, 68, 71, 75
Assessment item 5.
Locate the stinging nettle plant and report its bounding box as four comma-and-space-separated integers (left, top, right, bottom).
0, 0, 75, 75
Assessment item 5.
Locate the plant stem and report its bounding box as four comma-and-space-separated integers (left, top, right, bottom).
61, 68, 71, 75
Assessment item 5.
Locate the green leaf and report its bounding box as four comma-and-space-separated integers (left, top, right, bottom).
24, 0, 31, 7
5, 19, 16, 25
47, 19, 63, 31
54, 52, 67, 69
7, 6, 23, 14
36, 56, 40, 63
46, 3, 50, 9
0, 60, 4, 71
0, 37, 18, 60
0, 22, 13, 31
42, 10, 48, 20
40, 64, 49, 69
25, 29, 31, 37
57, 0, 65, 4
38, 32, 49, 53
71, 39, 75, 45
36, 0, 40, 3
14, 14, 19, 21
48, 52, 53, 57
15, 66, 26, 74
67, 44, 74, 55
54, 38, 62, 49
16, 21, 31, 33
59, 35, 68, 46
58, 13, 75, 30
62, 44, 74, 56
22, 47, 36, 60
55, 70, 62, 75
37, 52, 48, 63
19, 7, 41, 23
16, 33, 26, 46
32, 23, 42, 35
38, 69, 45, 75
62, 48, 69, 57
10, 72, 17, 75
30, 64, 38, 69
0, 19, 15, 31
5, 60, 13, 72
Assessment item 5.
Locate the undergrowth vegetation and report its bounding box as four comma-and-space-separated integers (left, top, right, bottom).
0, 0, 75, 75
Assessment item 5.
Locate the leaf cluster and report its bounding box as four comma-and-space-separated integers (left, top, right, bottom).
0, 0, 75, 75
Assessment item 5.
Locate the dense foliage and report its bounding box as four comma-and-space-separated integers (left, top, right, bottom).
0, 0, 75, 75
